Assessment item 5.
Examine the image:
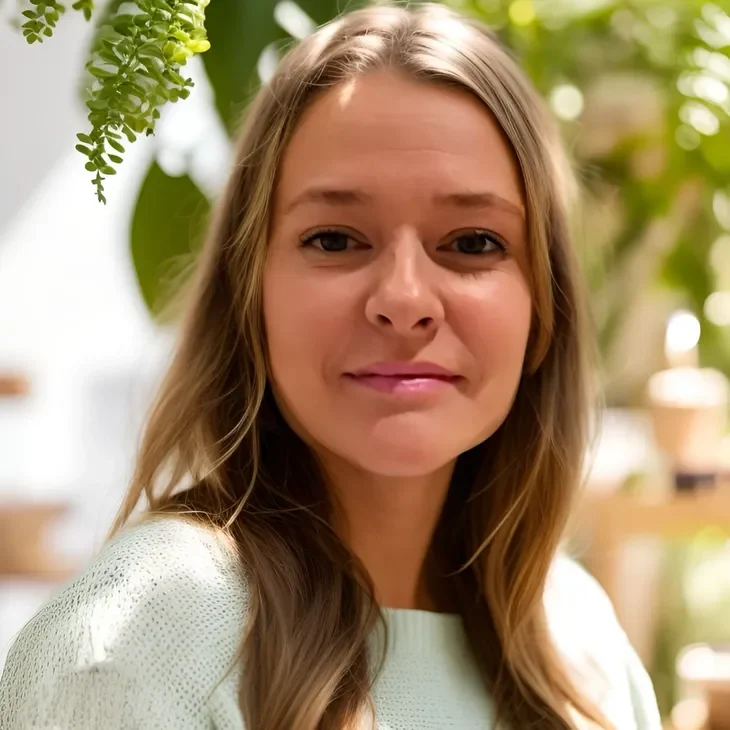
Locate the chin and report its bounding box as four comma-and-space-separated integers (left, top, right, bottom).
352, 447, 454, 477
343, 426, 462, 477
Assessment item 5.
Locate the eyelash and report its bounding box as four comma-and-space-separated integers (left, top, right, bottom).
299, 228, 508, 255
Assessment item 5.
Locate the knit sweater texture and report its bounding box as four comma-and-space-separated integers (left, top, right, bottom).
0, 516, 661, 729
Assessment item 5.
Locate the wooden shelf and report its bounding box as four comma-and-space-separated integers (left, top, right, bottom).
577, 486, 730, 540
0, 500, 76, 582
0, 373, 30, 398
574, 483, 730, 634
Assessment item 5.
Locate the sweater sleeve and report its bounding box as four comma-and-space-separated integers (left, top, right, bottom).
0, 627, 172, 730
546, 555, 663, 730
0, 516, 250, 730
623, 633, 663, 730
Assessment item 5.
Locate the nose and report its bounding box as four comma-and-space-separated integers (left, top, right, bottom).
364, 232, 444, 339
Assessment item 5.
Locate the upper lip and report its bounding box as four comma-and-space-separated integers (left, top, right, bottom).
347, 361, 459, 378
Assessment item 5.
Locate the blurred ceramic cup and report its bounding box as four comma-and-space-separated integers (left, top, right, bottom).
677, 644, 730, 730
646, 368, 729, 473
671, 697, 709, 730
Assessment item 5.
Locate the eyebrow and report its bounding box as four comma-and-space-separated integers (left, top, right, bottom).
284, 186, 525, 219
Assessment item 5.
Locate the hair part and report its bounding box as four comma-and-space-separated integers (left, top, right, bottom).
110, 3, 607, 729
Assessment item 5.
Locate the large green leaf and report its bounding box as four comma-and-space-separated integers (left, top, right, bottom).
131, 161, 210, 317
296, 0, 361, 25
201, 0, 287, 133
201, 0, 366, 134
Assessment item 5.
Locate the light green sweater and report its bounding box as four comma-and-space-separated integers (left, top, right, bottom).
0, 516, 661, 729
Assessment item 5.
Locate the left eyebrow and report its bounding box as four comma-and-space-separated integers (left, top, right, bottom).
283, 186, 525, 219
433, 191, 525, 219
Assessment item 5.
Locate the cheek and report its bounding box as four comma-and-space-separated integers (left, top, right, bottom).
263, 268, 304, 381
451, 273, 532, 448
263, 263, 360, 448
455, 271, 533, 379
263, 262, 351, 390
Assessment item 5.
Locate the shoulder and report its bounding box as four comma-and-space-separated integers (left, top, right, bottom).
545, 554, 662, 730
13, 514, 251, 653
0, 515, 249, 730
545, 553, 618, 634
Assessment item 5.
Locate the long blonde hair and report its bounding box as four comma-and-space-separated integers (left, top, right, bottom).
110, 3, 607, 728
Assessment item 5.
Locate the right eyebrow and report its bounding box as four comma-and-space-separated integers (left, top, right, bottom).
284, 187, 373, 214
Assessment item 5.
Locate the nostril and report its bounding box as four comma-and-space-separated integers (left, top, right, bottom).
370, 312, 438, 333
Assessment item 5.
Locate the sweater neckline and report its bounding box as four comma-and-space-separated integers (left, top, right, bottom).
381, 606, 461, 620
373, 606, 467, 654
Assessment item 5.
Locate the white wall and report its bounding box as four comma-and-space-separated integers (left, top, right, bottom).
0, 4, 170, 668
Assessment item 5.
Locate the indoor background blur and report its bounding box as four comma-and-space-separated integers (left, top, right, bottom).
1, 1, 730, 728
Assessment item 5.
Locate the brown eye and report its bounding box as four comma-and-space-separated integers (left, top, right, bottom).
451, 232, 506, 255
302, 231, 351, 252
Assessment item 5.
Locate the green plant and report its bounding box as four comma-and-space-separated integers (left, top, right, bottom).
21, 0, 93, 42
20, 0, 211, 203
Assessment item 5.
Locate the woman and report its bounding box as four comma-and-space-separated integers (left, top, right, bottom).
0, 3, 661, 729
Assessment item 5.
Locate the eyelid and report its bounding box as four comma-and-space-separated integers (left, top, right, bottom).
442, 229, 509, 253
300, 227, 367, 249
299, 227, 509, 253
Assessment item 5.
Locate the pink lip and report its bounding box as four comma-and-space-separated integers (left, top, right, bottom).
344, 362, 461, 395
348, 361, 458, 378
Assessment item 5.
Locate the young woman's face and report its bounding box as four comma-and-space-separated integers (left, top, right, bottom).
264, 71, 532, 477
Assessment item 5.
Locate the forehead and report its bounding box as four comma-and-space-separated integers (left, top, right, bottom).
274, 70, 524, 208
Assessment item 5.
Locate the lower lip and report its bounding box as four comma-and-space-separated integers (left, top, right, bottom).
345, 374, 459, 394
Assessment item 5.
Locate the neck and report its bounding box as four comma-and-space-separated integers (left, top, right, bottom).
323, 456, 455, 612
